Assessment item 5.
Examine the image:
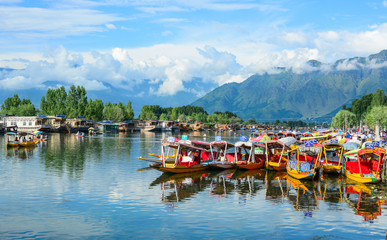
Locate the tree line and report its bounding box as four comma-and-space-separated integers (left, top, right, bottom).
331, 89, 387, 131
1, 85, 134, 122
0, 85, 244, 124
139, 105, 244, 124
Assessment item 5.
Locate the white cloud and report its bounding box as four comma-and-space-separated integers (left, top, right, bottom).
383, 1, 387, 7
105, 23, 117, 29
314, 24, 387, 58
0, 6, 123, 38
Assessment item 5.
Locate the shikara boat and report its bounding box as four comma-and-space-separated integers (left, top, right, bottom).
18, 132, 39, 147
344, 148, 385, 183
286, 144, 322, 180
6, 132, 19, 148
265, 140, 290, 171
276, 132, 285, 139
75, 131, 85, 137
234, 141, 265, 170
33, 131, 48, 142
159, 139, 210, 173
267, 132, 277, 140
208, 140, 235, 169
319, 142, 344, 174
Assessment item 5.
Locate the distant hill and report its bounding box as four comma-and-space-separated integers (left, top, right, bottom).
192, 50, 387, 122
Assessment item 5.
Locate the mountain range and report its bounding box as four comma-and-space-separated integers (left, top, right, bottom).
192, 50, 387, 122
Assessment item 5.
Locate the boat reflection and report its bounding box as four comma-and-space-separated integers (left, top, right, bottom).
233, 169, 265, 201
344, 182, 385, 223
150, 168, 387, 220
286, 176, 319, 217
317, 175, 344, 208
209, 169, 237, 199
265, 171, 287, 202
150, 171, 212, 207
6, 146, 36, 160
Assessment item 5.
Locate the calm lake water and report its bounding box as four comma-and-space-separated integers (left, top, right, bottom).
1, 132, 387, 239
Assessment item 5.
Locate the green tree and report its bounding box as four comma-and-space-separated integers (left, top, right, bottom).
1, 94, 36, 116
364, 106, 387, 140
125, 101, 134, 120
18, 103, 36, 116
159, 113, 168, 121
370, 89, 387, 107
331, 110, 356, 129
1, 94, 21, 114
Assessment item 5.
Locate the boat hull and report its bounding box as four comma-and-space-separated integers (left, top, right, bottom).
18, 141, 39, 147
159, 164, 209, 173
7, 142, 18, 148
344, 170, 381, 184
321, 164, 342, 174
286, 167, 315, 180
267, 161, 287, 171
235, 161, 264, 170
209, 161, 235, 169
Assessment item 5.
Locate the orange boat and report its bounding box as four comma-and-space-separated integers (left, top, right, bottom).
234, 141, 265, 170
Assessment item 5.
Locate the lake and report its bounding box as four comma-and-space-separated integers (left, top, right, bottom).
0, 132, 386, 239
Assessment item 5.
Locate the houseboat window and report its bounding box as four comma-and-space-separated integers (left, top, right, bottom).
29, 121, 32, 126
23, 121, 26, 126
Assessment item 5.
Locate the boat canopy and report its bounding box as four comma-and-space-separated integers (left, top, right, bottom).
343, 142, 360, 151
278, 137, 297, 147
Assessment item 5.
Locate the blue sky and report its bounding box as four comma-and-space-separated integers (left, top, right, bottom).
0, 0, 387, 101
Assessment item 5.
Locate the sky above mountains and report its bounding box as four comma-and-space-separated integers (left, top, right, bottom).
1, 0, 387, 105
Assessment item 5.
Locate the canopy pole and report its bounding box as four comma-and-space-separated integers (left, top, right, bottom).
175, 145, 180, 167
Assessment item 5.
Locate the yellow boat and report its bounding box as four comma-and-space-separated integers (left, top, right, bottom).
6, 132, 19, 148
265, 140, 290, 171
17, 132, 39, 148
319, 142, 344, 174
286, 145, 322, 180
344, 148, 384, 183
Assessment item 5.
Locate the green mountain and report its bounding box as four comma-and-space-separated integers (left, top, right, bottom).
192, 50, 387, 122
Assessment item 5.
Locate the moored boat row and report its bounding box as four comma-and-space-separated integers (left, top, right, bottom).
139, 132, 387, 184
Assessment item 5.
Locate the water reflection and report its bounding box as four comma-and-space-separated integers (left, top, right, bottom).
344, 182, 385, 223
150, 167, 387, 223
209, 169, 237, 199
40, 133, 132, 178
150, 171, 212, 207
286, 176, 319, 217
6, 146, 36, 160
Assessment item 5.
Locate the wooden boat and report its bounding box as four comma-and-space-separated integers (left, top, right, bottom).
276, 132, 285, 139
33, 131, 48, 142
75, 131, 85, 137
159, 139, 209, 173
18, 132, 39, 147
267, 132, 277, 140
344, 148, 385, 184
234, 141, 265, 170
6, 132, 19, 148
286, 144, 322, 180
319, 142, 344, 174
208, 140, 235, 169
265, 140, 290, 171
